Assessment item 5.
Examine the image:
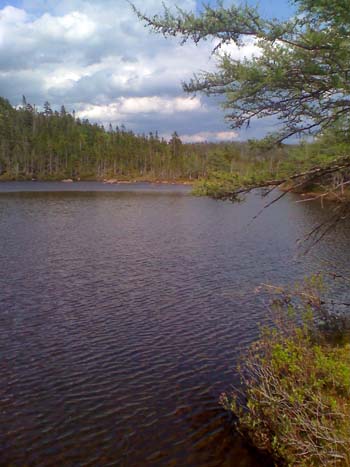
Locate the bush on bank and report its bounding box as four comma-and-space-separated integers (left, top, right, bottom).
222, 277, 350, 466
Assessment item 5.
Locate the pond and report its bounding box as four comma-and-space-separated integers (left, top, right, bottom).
1, 182, 349, 466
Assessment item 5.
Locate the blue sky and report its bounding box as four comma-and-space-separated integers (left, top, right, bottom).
206, 0, 294, 18
0, 0, 295, 17
0, 0, 294, 142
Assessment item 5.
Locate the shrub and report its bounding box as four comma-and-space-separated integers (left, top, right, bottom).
222, 278, 350, 466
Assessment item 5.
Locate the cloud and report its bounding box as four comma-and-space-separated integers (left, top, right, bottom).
33, 11, 96, 41
218, 37, 262, 60
0, 0, 262, 140
181, 130, 238, 143
77, 96, 204, 120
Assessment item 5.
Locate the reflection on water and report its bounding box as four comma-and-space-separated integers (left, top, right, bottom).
1, 183, 349, 466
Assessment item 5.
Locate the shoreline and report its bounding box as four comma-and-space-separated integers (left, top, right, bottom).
101, 178, 194, 186
0, 178, 194, 186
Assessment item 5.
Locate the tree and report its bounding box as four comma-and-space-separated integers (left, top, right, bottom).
169, 131, 182, 158
131, 0, 350, 224
1, 95, 233, 181
133, 0, 350, 144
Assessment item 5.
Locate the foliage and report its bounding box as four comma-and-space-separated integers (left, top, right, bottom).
193, 167, 275, 199
4, 95, 310, 183
193, 141, 290, 198
221, 277, 350, 466
134, 0, 350, 144
0, 96, 247, 181
193, 136, 350, 202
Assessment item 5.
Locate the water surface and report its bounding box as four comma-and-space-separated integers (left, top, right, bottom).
1, 182, 349, 466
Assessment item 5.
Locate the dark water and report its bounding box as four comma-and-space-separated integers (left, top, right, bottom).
1, 182, 349, 466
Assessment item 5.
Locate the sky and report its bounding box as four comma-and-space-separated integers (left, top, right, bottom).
0, 0, 294, 142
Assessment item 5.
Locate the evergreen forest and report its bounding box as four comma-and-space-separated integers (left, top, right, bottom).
0, 96, 270, 182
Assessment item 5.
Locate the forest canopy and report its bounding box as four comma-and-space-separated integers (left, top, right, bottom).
0, 96, 272, 181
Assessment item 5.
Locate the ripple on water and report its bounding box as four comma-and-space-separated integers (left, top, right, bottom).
1, 185, 349, 466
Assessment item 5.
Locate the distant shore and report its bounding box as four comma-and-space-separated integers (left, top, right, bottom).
0, 176, 195, 186
101, 178, 193, 186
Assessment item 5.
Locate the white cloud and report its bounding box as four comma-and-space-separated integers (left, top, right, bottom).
77, 96, 204, 120
33, 11, 96, 41
0, 0, 264, 139
218, 37, 262, 60
181, 130, 238, 143
43, 69, 82, 90
0, 5, 27, 23
120, 96, 203, 114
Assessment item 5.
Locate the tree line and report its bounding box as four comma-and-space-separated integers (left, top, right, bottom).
0, 96, 272, 181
